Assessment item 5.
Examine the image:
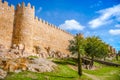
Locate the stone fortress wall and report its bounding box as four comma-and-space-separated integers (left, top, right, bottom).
33, 17, 73, 54
0, 0, 14, 49
0, 0, 73, 54
12, 2, 35, 53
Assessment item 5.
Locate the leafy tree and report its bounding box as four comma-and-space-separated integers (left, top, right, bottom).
68, 33, 85, 76
85, 36, 109, 68
97, 43, 110, 61
85, 36, 100, 68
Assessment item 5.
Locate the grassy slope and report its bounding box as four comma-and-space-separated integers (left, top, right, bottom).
4, 58, 120, 80
83, 62, 120, 80
5, 58, 91, 80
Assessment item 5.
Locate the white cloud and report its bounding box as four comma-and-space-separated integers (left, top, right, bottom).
115, 24, 120, 28
109, 29, 120, 35
89, 4, 120, 29
59, 19, 84, 31
37, 7, 42, 13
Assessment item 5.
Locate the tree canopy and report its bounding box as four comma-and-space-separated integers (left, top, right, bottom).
68, 35, 110, 68
85, 36, 109, 59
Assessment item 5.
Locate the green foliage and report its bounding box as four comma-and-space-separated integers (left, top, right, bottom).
68, 34, 86, 55
85, 36, 101, 57
68, 39, 77, 54
96, 42, 109, 59
52, 58, 77, 65
85, 36, 109, 59
68, 34, 85, 76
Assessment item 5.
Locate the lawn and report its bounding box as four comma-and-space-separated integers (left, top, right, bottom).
4, 58, 120, 80
5, 58, 91, 80
83, 62, 120, 80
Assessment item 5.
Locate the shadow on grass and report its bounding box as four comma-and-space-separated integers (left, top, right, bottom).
40, 73, 75, 79
52, 58, 77, 65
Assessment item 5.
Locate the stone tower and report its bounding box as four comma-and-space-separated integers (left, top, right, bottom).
12, 2, 35, 53
0, 0, 14, 49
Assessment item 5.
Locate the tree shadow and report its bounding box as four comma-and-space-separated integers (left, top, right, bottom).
52, 58, 77, 65
40, 73, 75, 79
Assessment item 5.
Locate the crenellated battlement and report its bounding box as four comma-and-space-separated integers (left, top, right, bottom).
34, 16, 73, 36
0, 0, 15, 11
12, 1, 72, 36
16, 2, 34, 11
22, 2, 25, 7
10, 4, 14, 9
0, 0, 73, 54
3, 1, 8, 6
17, 3, 21, 8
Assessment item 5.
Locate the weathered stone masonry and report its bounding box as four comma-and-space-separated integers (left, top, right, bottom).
0, 1, 73, 54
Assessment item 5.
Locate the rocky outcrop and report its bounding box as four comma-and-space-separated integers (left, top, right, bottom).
32, 45, 69, 58
0, 43, 71, 79
28, 58, 56, 72
0, 69, 7, 79
0, 44, 57, 79
0, 57, 57, 79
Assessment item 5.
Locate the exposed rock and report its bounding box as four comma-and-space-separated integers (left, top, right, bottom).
0, 43, 67, 79
0, 69, 7, 79
44, 46, 69, 58
3, 60, 18, 72
28, 58, 57, 72
40, 52, 49, 58
0, 56, 57, 73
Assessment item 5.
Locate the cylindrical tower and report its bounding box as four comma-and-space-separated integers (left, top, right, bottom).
12, 2, 35, 53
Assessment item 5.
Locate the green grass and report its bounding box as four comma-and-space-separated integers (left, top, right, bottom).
52, 58, 77, 65
5, 58, 91, 80
4, 58, 120, 80
83, 62, 120, 80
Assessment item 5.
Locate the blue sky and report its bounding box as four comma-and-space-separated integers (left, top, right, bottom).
4, 0, 120, 52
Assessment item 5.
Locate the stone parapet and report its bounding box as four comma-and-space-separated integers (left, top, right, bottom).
0, 1, 73, 54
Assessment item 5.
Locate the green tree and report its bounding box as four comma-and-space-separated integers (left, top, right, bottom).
85, 36, 99, 68
85, 36, 109, 68
68, 33, 85, 76
97, 43, 110, 61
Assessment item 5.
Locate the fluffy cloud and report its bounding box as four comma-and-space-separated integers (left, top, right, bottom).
109, 29, 120, 35
89, 4, 120, 29
59, 19, 84, 31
